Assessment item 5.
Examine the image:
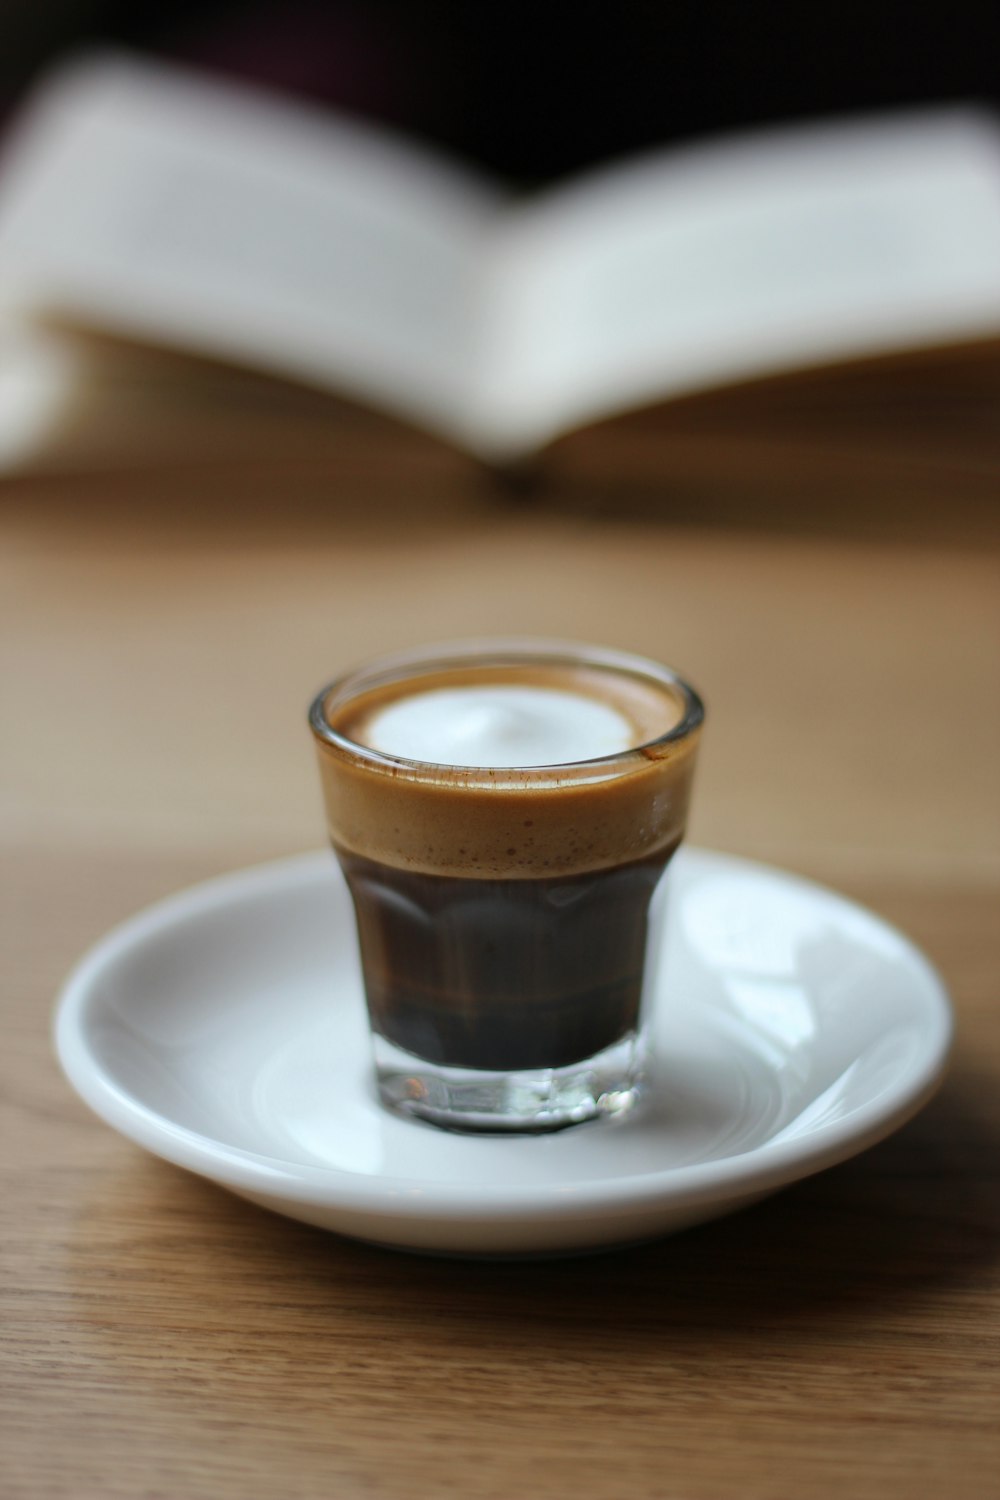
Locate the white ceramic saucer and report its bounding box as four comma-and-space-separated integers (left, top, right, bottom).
55, 849, 952, 1256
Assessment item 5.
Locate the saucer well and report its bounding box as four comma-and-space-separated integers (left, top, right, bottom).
54, 849, 952, 1255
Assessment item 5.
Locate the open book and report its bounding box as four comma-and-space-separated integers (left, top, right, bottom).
2, 52, 1000, 472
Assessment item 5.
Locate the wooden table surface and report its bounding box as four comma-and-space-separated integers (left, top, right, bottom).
3, 375, 999, 1500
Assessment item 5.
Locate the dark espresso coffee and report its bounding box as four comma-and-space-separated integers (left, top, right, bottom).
309, 643, 703, 1129
337, 845, 677, 1071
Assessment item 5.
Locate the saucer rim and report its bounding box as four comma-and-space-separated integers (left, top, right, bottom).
54, 849, 954, 1226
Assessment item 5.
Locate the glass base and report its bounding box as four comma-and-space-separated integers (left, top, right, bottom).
373, 1032, 645, 1133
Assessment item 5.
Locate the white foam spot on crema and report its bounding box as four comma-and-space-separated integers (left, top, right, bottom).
362, 685, 636, 768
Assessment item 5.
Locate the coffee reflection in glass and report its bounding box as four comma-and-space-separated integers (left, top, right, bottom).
309, 639, 703, 1132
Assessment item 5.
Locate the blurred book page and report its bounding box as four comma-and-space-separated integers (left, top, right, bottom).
0, 323, 85, 468
0, 54, 503, 453
3, 56, 1000, 468
477, 112, 1000, 453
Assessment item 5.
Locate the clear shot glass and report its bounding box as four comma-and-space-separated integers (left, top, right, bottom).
309, 639, 704, 1132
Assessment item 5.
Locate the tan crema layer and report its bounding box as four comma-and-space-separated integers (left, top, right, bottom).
314, 663, 700, 878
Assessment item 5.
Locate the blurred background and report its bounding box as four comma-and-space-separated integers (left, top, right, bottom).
2, 0, 1000, 180
4, 13, 1000, 1495
3, 0, 1000, 510
2, 1, 998, 877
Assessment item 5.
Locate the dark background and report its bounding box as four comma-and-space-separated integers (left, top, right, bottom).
2, 0, 1000, 181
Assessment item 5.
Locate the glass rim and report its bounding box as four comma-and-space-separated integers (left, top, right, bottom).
308, 637, 704, 781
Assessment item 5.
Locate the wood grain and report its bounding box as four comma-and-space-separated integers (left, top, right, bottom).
2, 396, 999, 1499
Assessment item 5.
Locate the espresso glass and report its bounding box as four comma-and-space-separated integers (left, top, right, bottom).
309, 639, 703, 1132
